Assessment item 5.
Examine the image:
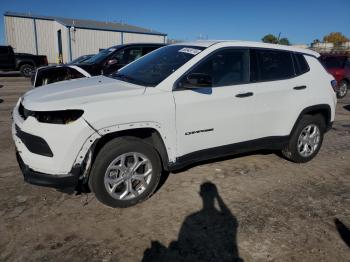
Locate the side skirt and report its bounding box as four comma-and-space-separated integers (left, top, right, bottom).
168, 136, 289, 171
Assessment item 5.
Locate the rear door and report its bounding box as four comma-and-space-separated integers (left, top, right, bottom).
246, 49, 306, 138
0, 46, 15, 69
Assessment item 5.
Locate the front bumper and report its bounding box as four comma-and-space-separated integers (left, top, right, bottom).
16, 152, 80, 188
12, 100, 97, 175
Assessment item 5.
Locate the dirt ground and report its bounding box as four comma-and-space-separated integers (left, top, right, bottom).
0, 75, 349, 262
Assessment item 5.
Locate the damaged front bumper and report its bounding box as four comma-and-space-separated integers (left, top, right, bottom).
16, 152, 80, 188
12, 100, 100, 188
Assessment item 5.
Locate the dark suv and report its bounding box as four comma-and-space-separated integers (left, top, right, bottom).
319, 54, 350, 98
32, 43, 165, 87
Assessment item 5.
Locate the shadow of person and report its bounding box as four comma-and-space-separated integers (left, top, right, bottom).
142, 182, 243, 262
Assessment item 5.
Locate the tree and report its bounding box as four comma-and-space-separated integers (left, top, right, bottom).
262, 34, 290, 45
278, 38, 290, 45
323, 32, 349, 45
262, 34, 278, 44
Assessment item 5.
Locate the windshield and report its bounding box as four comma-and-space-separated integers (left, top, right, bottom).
112, 45, 205, 86
82, 47, 118, 64
69, 55, 94, 65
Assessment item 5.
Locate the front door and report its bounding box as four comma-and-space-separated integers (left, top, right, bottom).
106, 47, 143, 74
173, 48, 257, 156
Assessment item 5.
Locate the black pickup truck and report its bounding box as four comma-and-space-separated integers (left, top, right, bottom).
0, 45, 48, 77
32, 43, 165, 87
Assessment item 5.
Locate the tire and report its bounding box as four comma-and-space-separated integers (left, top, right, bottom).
337, 80, 348, 99
89, 137, 162, 208
282, 114, 325, 163
20, 64, 35, 77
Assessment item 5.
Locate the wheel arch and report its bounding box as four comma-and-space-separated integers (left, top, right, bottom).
341, 78, 350, 85
94, 128, 170, 170
73, 126, 171, 179
291, 104, 332, 136
17, 60, 35, 69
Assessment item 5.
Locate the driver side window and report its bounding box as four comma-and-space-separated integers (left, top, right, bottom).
113, 47, 143, 65
182, 49, 249, 88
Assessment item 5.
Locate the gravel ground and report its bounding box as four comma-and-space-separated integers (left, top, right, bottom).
0, 76, 349, 262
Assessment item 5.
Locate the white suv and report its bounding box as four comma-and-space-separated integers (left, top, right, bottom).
12, 41, 337, 207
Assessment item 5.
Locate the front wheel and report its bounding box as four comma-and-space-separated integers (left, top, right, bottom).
89, 137, 162, 208
337, 80, 348, 99
282, 114, 325, 163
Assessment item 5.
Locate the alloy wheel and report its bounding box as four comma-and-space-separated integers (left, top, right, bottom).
297, 124, 321, 158
104, 152, 152, 200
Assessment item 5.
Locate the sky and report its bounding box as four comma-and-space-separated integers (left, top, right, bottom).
1, 0, 350, 45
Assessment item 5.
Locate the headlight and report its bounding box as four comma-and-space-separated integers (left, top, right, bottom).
34, 110, 84, 124
18, 103, 84, 124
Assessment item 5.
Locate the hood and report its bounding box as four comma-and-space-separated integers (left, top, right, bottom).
22, 75, 145, 111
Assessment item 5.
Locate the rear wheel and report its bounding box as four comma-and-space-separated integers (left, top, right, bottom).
89, 137, 162, 208
337, 80, 348, 99
20, 64, 35, 77
282, 114, 325, 163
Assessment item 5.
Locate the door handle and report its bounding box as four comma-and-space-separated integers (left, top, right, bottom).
235, 92, 254, 98
293, 85, 307, 90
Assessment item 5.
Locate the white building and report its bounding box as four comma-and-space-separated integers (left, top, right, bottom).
292, 44, 309, 49
4, 11, 167, 64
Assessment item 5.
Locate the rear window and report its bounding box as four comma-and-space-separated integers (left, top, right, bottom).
320, 56, 346, 68
294, 54, 309, 75
251, 49, 295, 81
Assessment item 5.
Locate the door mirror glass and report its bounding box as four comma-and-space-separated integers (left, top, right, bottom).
107, 58, 119, 66
184, 73, 212, 88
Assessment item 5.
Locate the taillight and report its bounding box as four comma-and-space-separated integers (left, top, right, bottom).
331, 80, 338, 93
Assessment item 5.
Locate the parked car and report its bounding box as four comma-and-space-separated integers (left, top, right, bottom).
32, 43, 165, 87
67, 54, 95, 65
0, 45, 48, 77
13, 41, 336, 208
319, 54, 350, 98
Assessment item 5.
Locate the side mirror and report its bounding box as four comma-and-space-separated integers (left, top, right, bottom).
107, 58, 119, 66
183, 73, 212, 88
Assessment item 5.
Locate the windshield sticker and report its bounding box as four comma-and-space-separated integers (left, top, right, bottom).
178, 48, 202, 55
107, 48, 116, 52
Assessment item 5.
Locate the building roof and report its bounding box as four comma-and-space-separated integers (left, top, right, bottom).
4, 11, 166, 36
